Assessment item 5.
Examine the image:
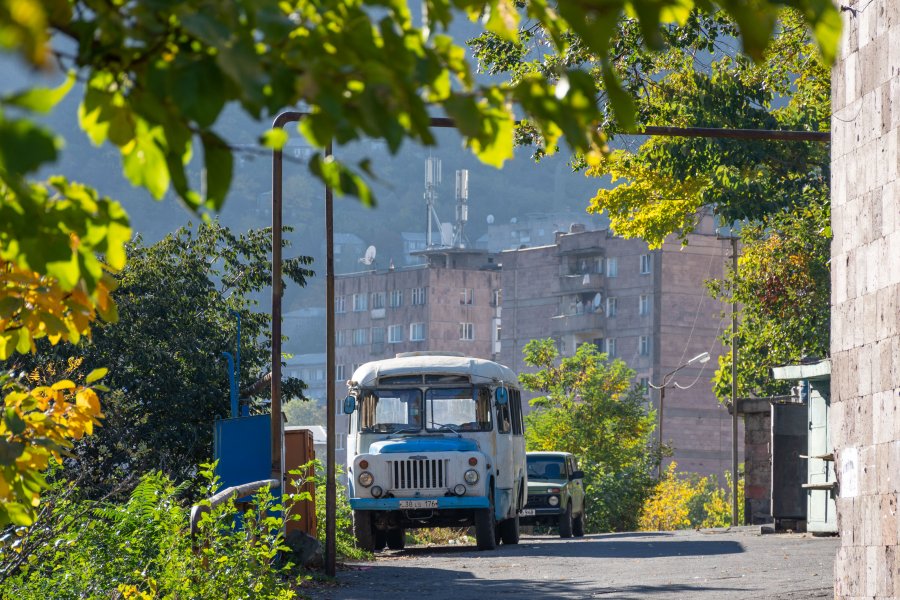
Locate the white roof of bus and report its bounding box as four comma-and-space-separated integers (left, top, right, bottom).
350, 353, 518, 387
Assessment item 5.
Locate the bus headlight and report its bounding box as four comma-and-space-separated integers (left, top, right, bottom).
548, 495, 560, 506
464, 469, 479, 485
454, 484, 467, 496
371, 485, 384, 498
358, 471, 374, 487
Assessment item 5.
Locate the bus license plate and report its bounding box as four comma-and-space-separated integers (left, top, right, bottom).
518, 509, 536, 516
399, 500, 438, 509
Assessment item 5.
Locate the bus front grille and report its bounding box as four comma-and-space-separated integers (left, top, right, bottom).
391, 459, 449, 490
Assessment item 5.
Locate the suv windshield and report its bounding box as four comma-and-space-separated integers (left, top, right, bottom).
357, 388, 422, 433
527, 456, 566, 480
425, 386, 492, 432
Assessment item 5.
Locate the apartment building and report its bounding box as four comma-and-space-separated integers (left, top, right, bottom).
498, 220, 736, 477
333, 246, 501, 381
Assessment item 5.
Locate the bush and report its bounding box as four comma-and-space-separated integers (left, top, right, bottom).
309, 462, 371, 561
586, 463, 656, 533
638, 462, 744, 531
1, 467, 300, 599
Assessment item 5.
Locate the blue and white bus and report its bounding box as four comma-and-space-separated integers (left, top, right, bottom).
342, 352, 526, 550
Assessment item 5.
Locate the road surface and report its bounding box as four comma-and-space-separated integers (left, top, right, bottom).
304, 528, 838, 600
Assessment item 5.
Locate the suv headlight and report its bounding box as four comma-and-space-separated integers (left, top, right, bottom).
548, 495, 560, 506
358, 471, 374, 487
464, 469, 479, 485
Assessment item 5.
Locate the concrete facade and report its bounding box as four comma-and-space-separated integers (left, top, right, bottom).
831, 2, 900, 597
498, 219, 738, 478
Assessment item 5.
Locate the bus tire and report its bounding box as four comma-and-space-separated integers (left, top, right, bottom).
386, 527, 405, 550
475, 492, 497, 550
353, 510, 377, 551
559, 502, 574, 538
499, 513, 520, 545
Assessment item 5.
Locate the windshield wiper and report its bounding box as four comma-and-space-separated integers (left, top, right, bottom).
431, 423, 461, 436
389, 426, 421, 436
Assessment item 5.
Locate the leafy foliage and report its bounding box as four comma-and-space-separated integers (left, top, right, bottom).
585, 10, 831, 247
0, 468, 299, 599
0, 364, 104, 527
310, 462, 371, 561
284, 399, 326, 428
708, 201, 831, 400
639, 461, 744, 530
520, 339, 658, 532
4, 222, 312, 492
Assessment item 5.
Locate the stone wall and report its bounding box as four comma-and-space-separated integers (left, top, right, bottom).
740, 399, 773, 525
831, 2, 900, 597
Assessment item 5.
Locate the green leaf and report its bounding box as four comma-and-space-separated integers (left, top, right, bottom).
4, 408, 26, 437
260, 128, 289, 150
0, 297, 23, 319
0, 116, 60, 175
2, 72, 75, 113
4, 502, 34, 527
201, 132, 233, 211
86, 368, 109, 384
121, 121, 169, 199
0, 438, 26, 465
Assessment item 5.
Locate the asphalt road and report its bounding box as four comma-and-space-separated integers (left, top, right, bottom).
304, 528, 839, 600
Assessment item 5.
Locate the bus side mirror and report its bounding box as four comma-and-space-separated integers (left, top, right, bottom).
342, 395, 357, 414
495, 387, 509, 406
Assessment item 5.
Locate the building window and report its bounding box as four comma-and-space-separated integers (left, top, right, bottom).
371, 327, 385, 345
606, 297, 618, 317
336, 364, 346, 382
639, 335, 650, 356
388, 324, 404, 343
640, 254, 652, 274
639, 294, 650, 316
606, 257, 618, 278
335, 295, 346, 313
390, 289, 403, 308
492, 289, 502, 307
459, 322, 474, 341
410, 322, 426, 341
352, 293, 367, 312
371, 291, 385, 309
352, 363, 363, 373
606, 338, 617, 357
353, 328, 368, 346
336, 329, 349, 347
411, 287, 427, 305
460, 288, 474, 305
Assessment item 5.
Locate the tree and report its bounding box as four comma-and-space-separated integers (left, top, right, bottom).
708, 201, 831, 400
6, 222, 312, 491
284, 398, 326, 428
520, 339, 657, 531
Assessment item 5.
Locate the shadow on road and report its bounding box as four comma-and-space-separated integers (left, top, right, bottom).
330, 565, 752, 600
393, 534, 744, 560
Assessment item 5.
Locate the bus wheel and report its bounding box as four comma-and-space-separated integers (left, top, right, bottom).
386, 527, 406, 550
499, 513, 520, 545
475, 494, 497, 550
353, 510, 377, 551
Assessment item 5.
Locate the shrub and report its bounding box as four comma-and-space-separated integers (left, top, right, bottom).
309, 462, 371, 561
638, 462, 744, 531
1, 467, 299, 599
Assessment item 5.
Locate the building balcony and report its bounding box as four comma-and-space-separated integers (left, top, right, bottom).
558, 272, 604, 295
550, 311, 605, 334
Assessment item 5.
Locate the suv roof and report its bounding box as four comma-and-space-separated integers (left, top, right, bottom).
526, 451, 574, 458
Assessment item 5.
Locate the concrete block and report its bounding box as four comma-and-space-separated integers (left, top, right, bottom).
878, 544, 895, 597
867, 545, 879, 598
861, 444, 877, 496
884, 180, 897, 237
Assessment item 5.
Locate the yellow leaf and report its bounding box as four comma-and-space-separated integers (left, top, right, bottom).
51, 380, 76, 391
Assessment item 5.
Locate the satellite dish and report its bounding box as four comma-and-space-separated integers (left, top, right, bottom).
592, 293, 602, 310
487, 214, 495, 225
359, 245, 377, 265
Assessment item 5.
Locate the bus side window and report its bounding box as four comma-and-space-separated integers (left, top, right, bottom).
496, 390, 511, 434
510, 389, 524, 436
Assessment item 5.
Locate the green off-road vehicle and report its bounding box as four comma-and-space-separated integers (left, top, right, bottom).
518, 451, 586, 537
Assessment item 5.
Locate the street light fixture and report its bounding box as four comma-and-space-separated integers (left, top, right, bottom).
649, 351, 710, 478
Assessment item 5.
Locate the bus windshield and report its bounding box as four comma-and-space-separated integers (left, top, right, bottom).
426, 386, 492, 432
357, 389, 422, 433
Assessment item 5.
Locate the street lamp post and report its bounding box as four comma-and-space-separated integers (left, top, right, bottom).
649, 351, 710, 478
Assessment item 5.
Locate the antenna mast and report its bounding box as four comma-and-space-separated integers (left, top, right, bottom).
425, 156, 443, 248
452, 169, 469, 248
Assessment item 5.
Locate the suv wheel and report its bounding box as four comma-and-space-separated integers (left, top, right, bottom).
558, 502, 574, 538
573, 509, 585, 537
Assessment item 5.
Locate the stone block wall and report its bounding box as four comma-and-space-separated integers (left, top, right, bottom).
740, 399, 773, 524
831, 1, 900, 597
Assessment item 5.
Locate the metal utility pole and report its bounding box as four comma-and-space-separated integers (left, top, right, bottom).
730, 236, 740, 526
